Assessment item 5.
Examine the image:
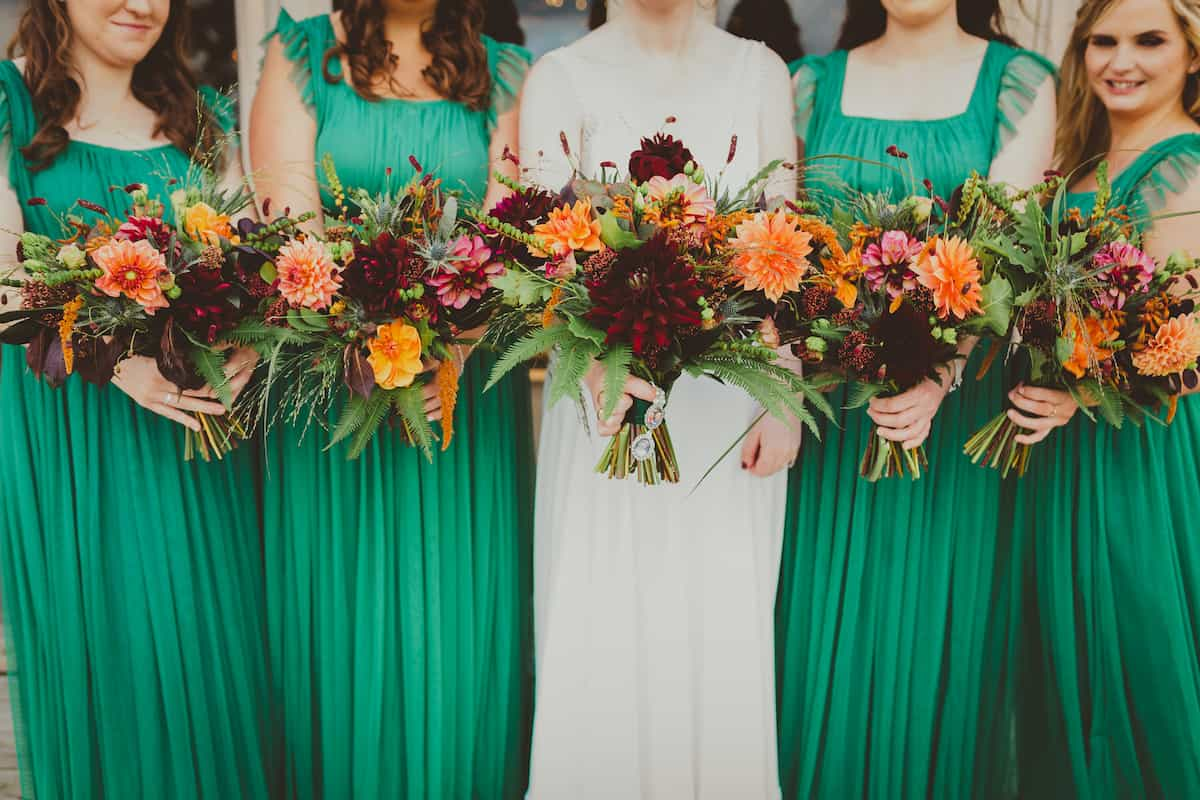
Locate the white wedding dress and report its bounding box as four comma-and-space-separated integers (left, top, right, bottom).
519, 18, 795, 800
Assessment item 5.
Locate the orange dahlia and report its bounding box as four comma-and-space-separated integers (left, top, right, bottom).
531, 200, 603, 258
367, 319, 424, 390
913, 236, 982, 320
1063, 313, 1119, 379
728, 209, 813, 302
276, 237, 341, 310
183, 202, 233, 246
1133, 314, 1200, 376
92, 238, 169, 313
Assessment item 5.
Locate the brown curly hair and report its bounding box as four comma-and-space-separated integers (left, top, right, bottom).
324, 0, 491, 111
7, 0, 220, 172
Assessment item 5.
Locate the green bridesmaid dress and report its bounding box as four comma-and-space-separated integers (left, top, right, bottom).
263, 12, 535, 799
1016, 133, 1200, 799
0, 63, 271, 799
775, 44, 1053, 799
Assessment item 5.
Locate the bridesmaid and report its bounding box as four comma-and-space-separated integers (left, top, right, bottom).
0, 1, 270, 798
1009, 0, 1200, 796
775, 1, 1056, 798
250, 2, 534, 797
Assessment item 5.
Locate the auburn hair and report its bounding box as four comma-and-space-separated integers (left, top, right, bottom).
837, 0, 1018, 51
1056, 0, 1200, 177
7, 0, 219, 172
324, 0, 490, 111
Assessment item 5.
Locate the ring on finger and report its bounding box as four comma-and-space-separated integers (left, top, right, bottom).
164, 391, 177, 406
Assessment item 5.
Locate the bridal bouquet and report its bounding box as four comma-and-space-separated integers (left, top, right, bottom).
779, 176, 1015, 480
240, 158, 500, 459
0, 182, 300, 460
475, 132, 827, 485
963, 165, 1200, 477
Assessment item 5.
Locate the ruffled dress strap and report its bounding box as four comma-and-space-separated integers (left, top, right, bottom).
991, 46, 1057, 159
0, 61, 36, 199
1120, 133, 1200, 220
264, 9, 333, 118
790, 53, 833, 143
483, 35, 531, 135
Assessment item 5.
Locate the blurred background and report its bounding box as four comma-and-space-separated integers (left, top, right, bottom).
0, 1, 1076, 92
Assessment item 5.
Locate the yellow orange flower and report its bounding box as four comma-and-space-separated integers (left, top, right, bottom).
92, 238, 169, 313
58, 295, 83, 375
276, 237, 341, 310
913, 236, 982, 320
728, 209, 813, 302
1133, 314, 1200, 376
183, 202, 233, 246
531, 200, 602, 258
1063, 313, 1120, 378
367, 319, 424, 390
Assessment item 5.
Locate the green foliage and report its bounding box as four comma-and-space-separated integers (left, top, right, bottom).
191, 345, 232, 410
599, 344, 633, 419
969, 275, 1014, 338
391, 386, 436, 459
845, 381, 887, 409
487, 325, 574, 390
549, 341, 600, 407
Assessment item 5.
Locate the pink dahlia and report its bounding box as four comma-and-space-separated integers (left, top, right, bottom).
428, 235, 505, 309
276, 237, 341, 310
645, 175, 716, 231
1092, 241, 1156, 310
863, 230, 924, 299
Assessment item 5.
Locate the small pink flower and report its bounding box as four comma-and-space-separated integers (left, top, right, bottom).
645, 175, 716, 231
863, 230, 924, 298
276, 237, 341, 310
427, 235, 505, 309
1092, 241, 1156, 310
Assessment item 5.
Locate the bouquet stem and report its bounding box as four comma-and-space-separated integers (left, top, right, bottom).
859, 425, 927, 481
184, 412, 247, 462
963, 412, 1033, 478
595, 395, 679, 485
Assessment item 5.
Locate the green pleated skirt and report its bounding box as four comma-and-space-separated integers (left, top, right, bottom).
775, 348, 1020, 799
1015, 397, 1200, 798
0, 346, 272, 799
263, 352, 535, 800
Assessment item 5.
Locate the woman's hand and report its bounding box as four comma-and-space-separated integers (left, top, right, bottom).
741, 412, 802, 477
583, 361, 659, 437
1007, 383, 1078, 445
112, 356, 228, 431
867, 374, 952, 451
221, 346, 259, 402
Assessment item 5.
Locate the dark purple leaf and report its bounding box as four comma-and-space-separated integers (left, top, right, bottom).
343, 344, 375, 399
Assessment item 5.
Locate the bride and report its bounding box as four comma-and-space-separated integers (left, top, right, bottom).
519, 1, 797, 796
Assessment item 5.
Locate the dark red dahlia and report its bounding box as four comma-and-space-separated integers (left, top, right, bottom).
115, 216, 173, 251
870, 300, 949, 389
628, 133, 695, 183
837, 330, 880, 376
174, 263, 240, 345
585, 231, 703, 358
484, 188, 558, 264
342, 232, 424, 315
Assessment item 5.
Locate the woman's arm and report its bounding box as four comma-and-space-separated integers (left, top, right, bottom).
988, 73, 1057, 189
484, 97, 521, 211
517, 52, 582, 194
249, 35, 323, 232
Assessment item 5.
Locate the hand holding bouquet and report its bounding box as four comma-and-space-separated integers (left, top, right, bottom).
476, 131, 829, 485
0, 181, 303, 460
964, 165, 1200, 476
779, 176, 1015, 481
241, 157, 502, 459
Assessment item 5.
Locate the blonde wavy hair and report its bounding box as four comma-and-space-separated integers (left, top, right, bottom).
1056, 0, 1200, 177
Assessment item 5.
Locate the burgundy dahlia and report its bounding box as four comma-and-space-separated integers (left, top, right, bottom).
484, 187, 558, 264
174, 264, 240, 344
585, 231, 703, 357
342, 232, 424, 315
870, 300, 947, 389
628, 133, 695, 183
115, 216, 173, 251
